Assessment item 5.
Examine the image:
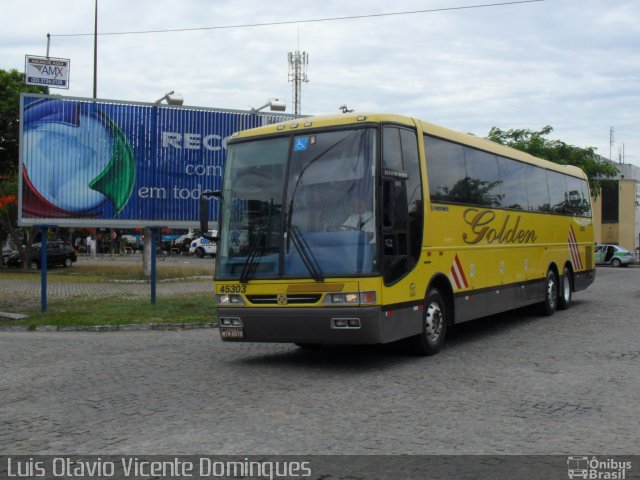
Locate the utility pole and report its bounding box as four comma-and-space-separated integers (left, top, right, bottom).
93, 0, 98, 99
92, 0, 99, 260
288, 50, 309, 117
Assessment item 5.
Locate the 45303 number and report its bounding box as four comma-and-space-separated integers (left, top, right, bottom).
219, 284, 246, 294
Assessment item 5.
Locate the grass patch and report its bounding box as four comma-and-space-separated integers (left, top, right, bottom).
0, 294, 217, 329
1, 261, 213, 283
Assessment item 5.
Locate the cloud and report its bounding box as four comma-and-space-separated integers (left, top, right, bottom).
2, 0, 639, 164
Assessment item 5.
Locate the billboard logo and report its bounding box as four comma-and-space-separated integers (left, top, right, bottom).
162, 131, 228, 152
567, 456, 632, 479
22, 99, 135, 218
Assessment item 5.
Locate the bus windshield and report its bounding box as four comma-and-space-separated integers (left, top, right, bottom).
217, 127, 377, 281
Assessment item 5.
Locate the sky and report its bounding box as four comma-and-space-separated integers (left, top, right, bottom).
2, 0, 639, 165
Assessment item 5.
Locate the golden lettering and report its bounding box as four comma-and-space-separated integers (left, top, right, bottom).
463, 208, 537, 245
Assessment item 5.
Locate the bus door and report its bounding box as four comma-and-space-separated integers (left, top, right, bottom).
381, 126, 423, 286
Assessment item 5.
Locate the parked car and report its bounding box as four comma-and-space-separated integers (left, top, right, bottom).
2, 241, 17, 265
189, 230, 217, 258
6, 241, 77, 269
594, 244, 636, 267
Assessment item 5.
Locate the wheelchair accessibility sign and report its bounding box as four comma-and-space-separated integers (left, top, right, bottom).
294, 137, 308, 151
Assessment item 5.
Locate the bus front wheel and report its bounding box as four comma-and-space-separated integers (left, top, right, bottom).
541, 269, 559, 316
412, 288, 448, 356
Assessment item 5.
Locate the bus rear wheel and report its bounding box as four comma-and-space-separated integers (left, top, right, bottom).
558, 266, 572, 310
540, 269, 559, 316
412, 288, 447, 356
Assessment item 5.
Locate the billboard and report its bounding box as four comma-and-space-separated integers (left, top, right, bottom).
19, 94, 294, 228
25, 55, 70, 89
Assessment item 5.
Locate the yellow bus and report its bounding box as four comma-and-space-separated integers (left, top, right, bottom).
206, 113, 595, 355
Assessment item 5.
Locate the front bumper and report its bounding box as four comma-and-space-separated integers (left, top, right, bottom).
217, 306, 386, 344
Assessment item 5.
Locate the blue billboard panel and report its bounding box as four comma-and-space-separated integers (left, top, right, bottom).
19, 94, 292, 228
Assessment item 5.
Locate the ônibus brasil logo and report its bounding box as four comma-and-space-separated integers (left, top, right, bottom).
22, 99, 135, 218
567, 456, 632, 480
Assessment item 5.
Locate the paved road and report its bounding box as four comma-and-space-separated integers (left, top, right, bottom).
0, 267, 638, 455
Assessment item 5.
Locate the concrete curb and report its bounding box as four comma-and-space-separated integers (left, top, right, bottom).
0, 312, 28, 320
0, 322, 218, 333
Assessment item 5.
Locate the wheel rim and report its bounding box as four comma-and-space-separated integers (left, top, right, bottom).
425, 301, 444, 342
547, 275, 557, 309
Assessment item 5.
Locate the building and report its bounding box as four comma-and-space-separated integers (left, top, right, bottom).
592, 162, 640, 252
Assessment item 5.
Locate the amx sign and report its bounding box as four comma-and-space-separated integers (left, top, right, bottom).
18, 94, 293, 228
25, 55, 70, 89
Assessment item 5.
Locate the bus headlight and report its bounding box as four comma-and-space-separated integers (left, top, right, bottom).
344, 293, 359, 303
324, 291, 377, 306
216, 294, 244, 305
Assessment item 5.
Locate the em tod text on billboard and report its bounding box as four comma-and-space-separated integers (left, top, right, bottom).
18, 94, 293, 228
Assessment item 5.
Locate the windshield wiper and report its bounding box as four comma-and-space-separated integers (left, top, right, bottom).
239, 230, 266, 284
289, 225, 323, 282
239, 199, 275, 284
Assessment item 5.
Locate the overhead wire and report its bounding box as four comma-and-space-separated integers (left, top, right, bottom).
50, 0, 544, 37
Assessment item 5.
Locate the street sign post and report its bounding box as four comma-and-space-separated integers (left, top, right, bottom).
24, 55, 70, 89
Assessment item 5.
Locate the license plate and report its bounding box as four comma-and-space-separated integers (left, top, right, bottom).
220, 327, 244, 339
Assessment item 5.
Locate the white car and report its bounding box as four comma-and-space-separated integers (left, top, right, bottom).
595, 244, 636, 267
189, 231, 217, 258
2, 241, 17, 265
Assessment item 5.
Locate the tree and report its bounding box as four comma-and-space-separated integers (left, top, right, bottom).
485, 125, 618, 196
0, 68, 48, 264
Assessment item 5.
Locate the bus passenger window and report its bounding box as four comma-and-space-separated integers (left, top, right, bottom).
498, 157, 527, 210
525, 165, 551, 212
548, 170, 569, 214
424, 135, 468, 204
463, 148, 502, 207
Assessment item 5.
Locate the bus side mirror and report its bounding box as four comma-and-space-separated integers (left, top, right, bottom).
199, 191, 222, 238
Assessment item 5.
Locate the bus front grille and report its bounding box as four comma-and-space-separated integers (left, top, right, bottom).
247, 294, 322, 305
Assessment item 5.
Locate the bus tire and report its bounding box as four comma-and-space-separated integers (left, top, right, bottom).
412, 288, 447, 356
540, 269, 559, 316
558, 266, 572, 310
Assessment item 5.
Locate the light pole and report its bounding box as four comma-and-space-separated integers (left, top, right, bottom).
143, 91, 185, 292
251, 98, 286, 113
154, 90, 184, 106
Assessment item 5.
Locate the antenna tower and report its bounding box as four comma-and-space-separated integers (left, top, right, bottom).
609, 126, 615, 161
288, 50, 309, 116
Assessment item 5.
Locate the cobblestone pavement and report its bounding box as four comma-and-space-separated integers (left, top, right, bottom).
0, 267, 639, 455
